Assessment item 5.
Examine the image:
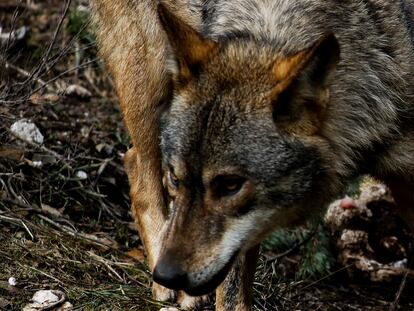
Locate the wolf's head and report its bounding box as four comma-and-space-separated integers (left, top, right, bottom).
153, 5, 341, 295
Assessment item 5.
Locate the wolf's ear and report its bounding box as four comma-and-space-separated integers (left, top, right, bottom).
272, 34, 340, 136
158, 4, 219, 84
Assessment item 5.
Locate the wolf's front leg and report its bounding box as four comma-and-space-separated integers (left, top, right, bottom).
92, 1, 209, 308
216, 246, 260, 311
123, 148, 172, 300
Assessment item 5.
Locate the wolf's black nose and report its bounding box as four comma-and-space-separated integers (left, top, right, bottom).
153, 257, 188, 290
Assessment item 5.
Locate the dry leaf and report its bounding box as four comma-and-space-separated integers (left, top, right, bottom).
30, 93, 60, 105
82, 232, 119, 250
127, 248, 146, 263
0, 146, 25, 161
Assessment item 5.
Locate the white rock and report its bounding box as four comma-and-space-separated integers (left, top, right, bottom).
31, 161, 43, 168
32, 290, 59, 304
23, 290, 69, 311
61, 302, 73, 309
8, 277, 16, 286
392, 259, 408, 269
10, 119, 44, 144
76, 170, 88, 180
0, 26, 28, 42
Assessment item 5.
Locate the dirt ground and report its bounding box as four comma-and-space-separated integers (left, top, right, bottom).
1, 1, 413, 310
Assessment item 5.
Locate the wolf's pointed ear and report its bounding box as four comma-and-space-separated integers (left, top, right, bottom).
272, 34, 340, 136
296, 34, 340, 90
158, 4, 219, 83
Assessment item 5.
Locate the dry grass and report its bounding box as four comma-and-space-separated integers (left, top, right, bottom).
0, 216, 161, 310
0, 1, 165, 309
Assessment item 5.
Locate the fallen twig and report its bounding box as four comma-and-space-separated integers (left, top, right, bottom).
87, 251, 125, 283
9, 129, 73, 164
389, 270, 409, 311
0, 1, 38, 10
5, 62, 48, 86
37, 214, 119, 250
21, 263, 66, 286
19, 0, 72, 89
0, 214, 35, 240
29, 58, 99, 96
265, 225, 319, 262
292, 264, 355, 298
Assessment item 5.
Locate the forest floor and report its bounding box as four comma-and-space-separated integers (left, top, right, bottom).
0, 1, 413, 310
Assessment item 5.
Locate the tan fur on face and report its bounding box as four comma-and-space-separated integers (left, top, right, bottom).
273, 48, 314, 82
159, 4, 220, 83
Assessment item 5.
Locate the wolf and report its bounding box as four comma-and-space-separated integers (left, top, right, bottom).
91, 0, 414, 310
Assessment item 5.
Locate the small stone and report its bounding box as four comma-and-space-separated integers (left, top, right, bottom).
8, 277, 17, 286
10, 119, 44, 144
32, 290, 59, 304
23, 290, 67, 311
31, 161, 43, 168
392, 259, 407, 269
76, 170, 88, 180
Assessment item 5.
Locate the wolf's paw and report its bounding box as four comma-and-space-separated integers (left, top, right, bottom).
177, 292, 211, 310
154, 285, 210, 310
153, 283, 176, 302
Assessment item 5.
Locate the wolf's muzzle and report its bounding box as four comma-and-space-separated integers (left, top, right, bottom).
153, 257, 188, 291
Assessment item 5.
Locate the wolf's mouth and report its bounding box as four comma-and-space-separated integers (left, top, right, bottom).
184, 252, 239, 296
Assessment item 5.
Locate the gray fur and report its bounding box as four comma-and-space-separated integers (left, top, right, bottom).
178, 0, 414, 178
158, 0, 414, 298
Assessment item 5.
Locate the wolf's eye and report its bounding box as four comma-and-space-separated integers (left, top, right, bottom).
168, 170, 179, 189
214, 176, 245, 197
